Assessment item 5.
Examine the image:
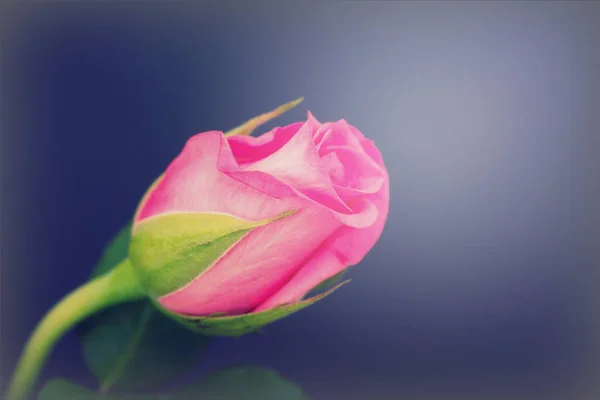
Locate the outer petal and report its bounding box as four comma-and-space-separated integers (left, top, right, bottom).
135, 131, 294, 224
330, 181, 389, 265
158, 206, 342, 316
253, 247, 346, 312
329, 140, 390, 265
254, 145, 389, 311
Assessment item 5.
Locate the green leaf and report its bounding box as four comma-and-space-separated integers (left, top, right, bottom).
157, 281, 349, 336
178, 366, 309, 400
92, 222, 133, 278
224, 97, 304, 137
78, 224, 212, 393
39, 367, 309, 400
129, 210, 295, 298
38, 379, 163, 400
38, 379, 96, 400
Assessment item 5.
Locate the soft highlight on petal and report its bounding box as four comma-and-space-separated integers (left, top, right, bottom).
135, 131, 295, 224
233, 114, 380, 229
241, 117, 352, 215
254, 148, 389, 311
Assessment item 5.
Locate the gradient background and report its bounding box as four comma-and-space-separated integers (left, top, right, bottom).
2, 1, 599, 399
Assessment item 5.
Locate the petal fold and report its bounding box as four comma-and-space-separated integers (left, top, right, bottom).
136, 131, 294, 224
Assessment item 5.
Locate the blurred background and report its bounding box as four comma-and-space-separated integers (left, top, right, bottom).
1, 1, 599, 399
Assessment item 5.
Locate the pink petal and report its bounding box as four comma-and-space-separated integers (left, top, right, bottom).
334, 195, 379, 228
348, 122, 365, 140
227, 122, 304, 165
135, 131, 295, 224
240, 117, 377, 228
331, 181, 389, 266
317, 120, 386, 197
228, 113, 381, 229
242, 117, 350, 210
333, 138, 390, 265
158, 207, 342, 316
325, 149, 385, 197
254, 152, 389, 311
253, 247, 346, 312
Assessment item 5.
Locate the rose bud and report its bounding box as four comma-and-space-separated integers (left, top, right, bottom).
128, 112, 389, 336
4, 100, 390, 400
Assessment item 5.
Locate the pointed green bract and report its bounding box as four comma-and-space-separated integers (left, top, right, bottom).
129, 211, 295, 298
306, 271, 347, 298
224, 97, 304, 137
155, 281, 349, 336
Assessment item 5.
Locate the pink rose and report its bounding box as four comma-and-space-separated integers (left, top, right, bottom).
130, 112, 389, 317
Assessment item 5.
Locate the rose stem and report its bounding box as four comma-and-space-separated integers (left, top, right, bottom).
5, 259, 146, 400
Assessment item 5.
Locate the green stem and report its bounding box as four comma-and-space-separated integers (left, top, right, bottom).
5, 258, 146, 400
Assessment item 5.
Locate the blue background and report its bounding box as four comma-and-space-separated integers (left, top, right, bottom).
2, 2, 599, 399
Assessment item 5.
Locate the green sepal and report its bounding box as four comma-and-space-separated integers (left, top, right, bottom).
153, 281, 349, 336
129, 210, 295, 298
306, 270, 347, 298
224, 97, 303, 137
